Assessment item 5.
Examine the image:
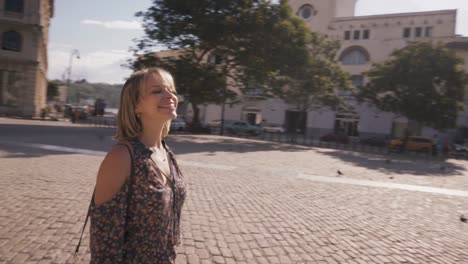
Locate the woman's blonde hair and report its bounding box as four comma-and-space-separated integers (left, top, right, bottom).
113, 67, 177, 142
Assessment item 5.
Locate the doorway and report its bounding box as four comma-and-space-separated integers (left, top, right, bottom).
246, 113, 257, 125
285, 110, 307, 133
334, 112, 359, 137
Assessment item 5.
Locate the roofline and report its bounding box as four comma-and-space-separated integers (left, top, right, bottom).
333, 9, 457, 22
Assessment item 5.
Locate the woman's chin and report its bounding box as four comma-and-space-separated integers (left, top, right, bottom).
157, 109, 177, 120
166, 111, 178, 120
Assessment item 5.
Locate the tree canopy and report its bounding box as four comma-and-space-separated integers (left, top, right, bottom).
358, 41, 468, 130
131, 0, 348, 129
131, 0, 314, 123
270, 33, 350, 112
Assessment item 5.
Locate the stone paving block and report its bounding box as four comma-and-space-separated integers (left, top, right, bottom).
9, 253, 29, 263
196, 248, 210, 259
224, 258, 236, 264
175, 254, 187, 264
219, 247, 233, 258
208, 246, 221, 256
278, 254, 292, 263
186, 254, 200, 264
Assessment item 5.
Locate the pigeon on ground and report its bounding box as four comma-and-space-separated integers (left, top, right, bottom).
461, 215, 467, 223
389, 176, 394, 179
337, 170, 343, 176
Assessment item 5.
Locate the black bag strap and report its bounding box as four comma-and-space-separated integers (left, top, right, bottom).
74, 142, 134, 258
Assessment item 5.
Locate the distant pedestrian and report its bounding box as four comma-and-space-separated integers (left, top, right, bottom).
434, 134, 443, 156
75, 68, 187, 263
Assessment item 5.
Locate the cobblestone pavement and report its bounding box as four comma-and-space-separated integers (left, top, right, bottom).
0, 118, 468, 263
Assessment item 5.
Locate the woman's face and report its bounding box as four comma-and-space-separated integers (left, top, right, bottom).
135, 73, 178, 122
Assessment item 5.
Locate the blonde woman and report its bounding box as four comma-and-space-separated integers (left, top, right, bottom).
88, 68, 187, 263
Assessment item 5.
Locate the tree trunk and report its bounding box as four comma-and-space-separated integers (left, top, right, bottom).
192, 103, 200, 125
220, 85, 227, 136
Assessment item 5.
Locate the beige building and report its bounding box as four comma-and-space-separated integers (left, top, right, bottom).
287, 0, 468, 139
0, 0, 54, 117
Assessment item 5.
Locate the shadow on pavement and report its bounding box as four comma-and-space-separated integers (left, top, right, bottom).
316, 149, 465, 177
167, 135, 309, 155
0, 123, 308, 158
2, 121, 466, 179
0, 123, 114, 158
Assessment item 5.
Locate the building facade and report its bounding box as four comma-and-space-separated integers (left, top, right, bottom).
169, 0, 468, 140
0, 0, 54, 117
290, 0, 468, 140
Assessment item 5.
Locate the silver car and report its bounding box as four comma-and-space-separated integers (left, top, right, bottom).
170, 118, 186, 131
262, 123, 285, 133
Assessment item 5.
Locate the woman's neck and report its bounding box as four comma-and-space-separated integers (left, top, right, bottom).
137, 121, 165, 150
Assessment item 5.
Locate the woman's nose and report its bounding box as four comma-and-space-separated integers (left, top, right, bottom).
163, 91, 176, 103
162, 90, 172, 98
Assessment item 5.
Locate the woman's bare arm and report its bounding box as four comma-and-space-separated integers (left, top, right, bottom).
93, 144, 131, 207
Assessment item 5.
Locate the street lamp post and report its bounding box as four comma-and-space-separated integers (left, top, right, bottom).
66, 49, 80, 104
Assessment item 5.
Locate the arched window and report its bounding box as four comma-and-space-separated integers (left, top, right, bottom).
4, 0, 24, 13
297, 4, 316, 20
2, 31, 22, 52
339, 46, 370, 65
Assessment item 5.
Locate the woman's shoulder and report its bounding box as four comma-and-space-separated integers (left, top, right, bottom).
108, 141, 133, 159
99, 143, 132, 174
94, 142, 133, 206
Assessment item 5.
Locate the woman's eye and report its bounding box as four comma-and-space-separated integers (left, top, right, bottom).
152, 90, 162, 94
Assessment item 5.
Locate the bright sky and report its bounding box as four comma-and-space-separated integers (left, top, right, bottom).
48, 0, 468, 84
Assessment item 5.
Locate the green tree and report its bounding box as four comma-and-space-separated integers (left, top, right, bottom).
47, 81, 59, 101
131, 0, 312, 132
269, 33, 351, 134
358, 41, 468, 130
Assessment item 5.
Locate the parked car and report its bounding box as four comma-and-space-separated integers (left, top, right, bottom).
360, 137, 388, 147
208, 119, 234, 127
450, 143, 468, 158
224, 121, 261, 135
170, 118, 186, 131
319, 133, 349, 144
389, 136, 435, 153
207, 119, 221, 127
262, 123, 285, 133
186, 122, 211, 134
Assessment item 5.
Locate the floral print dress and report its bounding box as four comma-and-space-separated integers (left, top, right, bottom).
89, 138, 187, 264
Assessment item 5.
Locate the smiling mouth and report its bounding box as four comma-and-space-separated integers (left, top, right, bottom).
159, 106, 176, 110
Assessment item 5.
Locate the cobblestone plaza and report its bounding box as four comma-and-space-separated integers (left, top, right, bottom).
0, 118, 467, 263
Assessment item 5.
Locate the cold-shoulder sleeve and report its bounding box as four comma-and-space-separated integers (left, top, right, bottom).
89, 182, 129, 264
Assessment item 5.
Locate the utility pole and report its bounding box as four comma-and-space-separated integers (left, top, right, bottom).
66, 49, 80, 104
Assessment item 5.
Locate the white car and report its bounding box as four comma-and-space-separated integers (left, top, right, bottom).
170, 119, 186, 131
262, 124, 285, 133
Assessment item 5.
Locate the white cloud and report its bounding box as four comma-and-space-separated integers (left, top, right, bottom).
48, 49, 134, 84
81, 19, 142, 30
